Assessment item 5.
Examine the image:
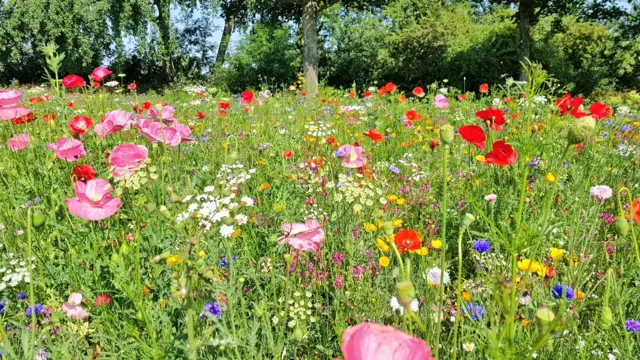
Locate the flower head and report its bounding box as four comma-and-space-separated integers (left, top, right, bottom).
340, 322, 434, 360
277, 220, 325, 251
625, 319, 640, 332
590, 185, 613, 201
394, 230, 422, 254
551, 284, 574, 300
66, 178, 122, 221
47, 137, 86, 162
202, 301, 222, 318
472, 240, 491, 253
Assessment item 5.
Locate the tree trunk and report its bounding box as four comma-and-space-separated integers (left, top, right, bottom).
518, 0, 534, 81
214, 13, 235, 72
155, 0, 174, 80
301, 0, 319, 94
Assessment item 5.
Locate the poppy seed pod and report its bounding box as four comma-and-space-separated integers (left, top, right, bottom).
600, 306, 613, 329
32, 210, 46, 228
567, 115, 595, 145
614, 217, 629, 237
440, 124, 455, 145
382, 221, 394, 236
462, 213, 475, 229
396, 280, 416, 308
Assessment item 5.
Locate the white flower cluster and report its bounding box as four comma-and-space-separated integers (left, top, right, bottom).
112, 161, 158, 191
325, 173, 385, 214
272, 291, 318, 328
304, 120, 335, 138
398, 153, 429, 182
0, 252, 35, 291
104, 81, 120, 87
614, 143, 638, 158
215, 162, 256, 190
183, 85, 207, 94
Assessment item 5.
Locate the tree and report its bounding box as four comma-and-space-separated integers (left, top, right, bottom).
214, 0, 250, 74
252, 0, 387, 94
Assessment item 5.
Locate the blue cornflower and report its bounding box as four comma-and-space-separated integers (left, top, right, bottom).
0, 301, 6, 314
625, 319, 640, 332
465, 303, 485, 321
551, 284, 574, 300
202, 301, 222, 318
17, 292, 26, 300
621, 125, 632, 132
472, 240, 491, 253
25, 303, 44, 317
232, 255, 237, 262
333, 149, 346, 157
219, 258, 229, 268
389, 165, 400, 174
601, 132, 609, 138
528, 161, 538, 167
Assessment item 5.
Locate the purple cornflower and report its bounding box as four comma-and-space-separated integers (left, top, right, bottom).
202, 301, 222, 318
0, 301, 6, 314
17, 292, 26, 300
333, 149, 346, 157
465, 303, 485, 321
352, 265, 365, 280
472, 240, 491, 253
529, 161, 538, 167
625, 319, 640, 332
25, 304, 44, 317
389, 165, 400, 174
551, 284, 574, 300
621, 125, 632, 132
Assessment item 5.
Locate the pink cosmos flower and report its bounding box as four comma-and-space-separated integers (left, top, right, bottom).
148, 105, 177, 124
341, 323, 434, 360
337, 144, 367, 168
61, 293, 89, 320
0, 90, 21, 106
94, 110, 132, 139
277, 220, 325, 251
6, 133, 31, 152
137, 119, 181, 146
109, 144, 148, 178
90, 66, 112, 82
66, 178, 122, 221
47, 137, 86, 162
434, 94, 449, 109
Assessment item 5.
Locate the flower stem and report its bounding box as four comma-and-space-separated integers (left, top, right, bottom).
434, 144, 449, 360
451, 226, 465, 360
541, 144, 571, 228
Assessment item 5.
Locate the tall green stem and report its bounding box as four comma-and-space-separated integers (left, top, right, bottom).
451, 227, 465, 360
434, 144, 449, 360
541, 144, 571, 228
27, 208, 37, 356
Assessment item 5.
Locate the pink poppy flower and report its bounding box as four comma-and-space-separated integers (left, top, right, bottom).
61, 293, 89, 320
148, 105, 177, 124
94, 110, 132, 139
337, 144, 367, 168
109, 144, 148, 178
173, 123, 194, 143
66, 178, 122, 221
0, 90, 21, 106
0, 104, 31, 121
277, 220, 324, 251
6, 133, 31, 152
47, 137, 86, 162
137, 119, 181, 146
341, 323, 434, 360
90, 66, 112, 82
434, 94, 449, 109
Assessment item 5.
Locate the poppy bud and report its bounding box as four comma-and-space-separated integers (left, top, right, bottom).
223, 216, 235, 225
614, 217, 629, 237
293, 326, 304, 341
535, 307, 555, 331
228, 151, 239, 162
567, 116, 595, 145
439, 124, 454, 145
159, 205, 172, 220
32, 210, 46, 228
382, 222, 394, 236
120, 243, 132, 255
283, 253, 292, 263
144, 203, 156, 212
461, 213, 475, 229
396, 280, 415, 308
600, 306, 613, 329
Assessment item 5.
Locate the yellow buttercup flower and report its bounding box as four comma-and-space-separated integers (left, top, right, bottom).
259, 183, 270, 191
379, 256, 390, 268
166, 255, 182, 266
392, 219, 403, 228
545, 172, 556, 183
475, 155, 486, 163
364, 223, 378, 233
376, 238, 390, 252
386, 195, 398, 202
462, 291, 471, 302
517, 258, 532, 272
376, 220, 384, 229
414, 247, 428, 256
431, 239, 442, 249
550, 248, 565, 261
396, 198, 406, 206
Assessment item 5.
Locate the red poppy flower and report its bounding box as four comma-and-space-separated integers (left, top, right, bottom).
67, 101, 75, 109
405, 109, 422, 122
398, 94, 406, 104
363, 91, 372, 98
475, 106, 505, 131
479, 83, 489, 94
127, 83, 137, 90
546, 266, 556, 279
218, 102, 231, 110
555, 93, 584, 117
282, 150, 294, 159
68, 116, 93, 135
62, 75, 86, 89
91, 82, 100, 89
385, 82, 397, 93
198, 92, 205, 99
91, 66, 112, 82
378, 87, 387, 97
241, 90, 254, 104
631, 199, 640, 225
485, 140, 517, 166
326, 137, 336, 144
11, 111, 36, 125
363, 128, 384, 143
458, 125, 486, 150
195, 112, 207, 120
412, 87, 425, 97
71, 164, 96, 184
29, 96, 45, 104
142, 101, 152, 111
457, 93, 467, 101
394, 229, 423, 254
43, 113, 56, 123
94, 294, 111, 306
429, 140, 440, 150
589, 102, 611, 120
348, 91, 355, 99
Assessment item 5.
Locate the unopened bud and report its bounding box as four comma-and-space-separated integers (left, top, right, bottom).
396, 280, 415, 308
462, 213, 475, 229
440, 124, 454, 145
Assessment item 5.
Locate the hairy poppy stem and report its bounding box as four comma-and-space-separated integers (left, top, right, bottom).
434, 144, 449, 360
451, 226, 466, 360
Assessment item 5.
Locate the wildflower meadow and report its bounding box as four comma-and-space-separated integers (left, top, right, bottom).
1, 58, 640, 360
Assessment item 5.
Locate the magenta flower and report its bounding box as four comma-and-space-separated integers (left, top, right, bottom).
434, 94, 449, 109
0, 90, 21, 106
341, 323, 434, 360
66, 178, 122, 221
277, 220, 325, 251
173, 123, 194, 143
90, 66, 112, 82
337, 144, 367, 168
94, 110, 133, 139
6, 133, 31, 152
137, 119, 180, 146
148, 105, 177, 124
0, 104, 31, 121
109, 144, 148, 178
47, 137, 86, 162
61, 293, 88, 320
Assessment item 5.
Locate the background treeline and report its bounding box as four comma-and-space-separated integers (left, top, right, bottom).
0, 0, 638, 95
